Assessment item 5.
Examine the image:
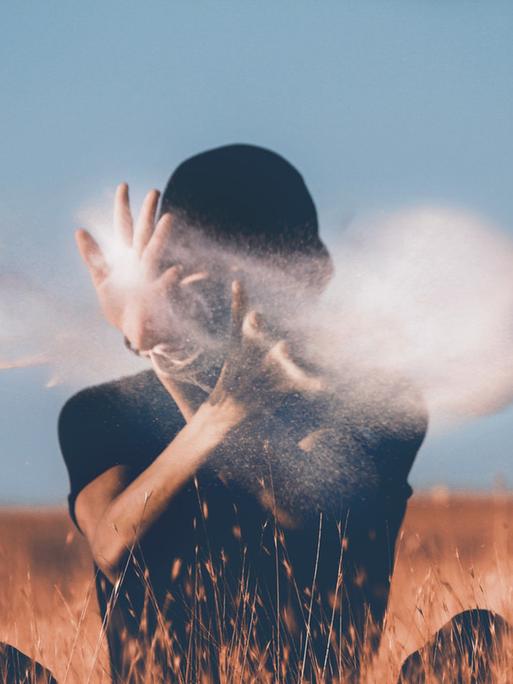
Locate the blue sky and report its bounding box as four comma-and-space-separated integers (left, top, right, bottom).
1, 1, 513, 503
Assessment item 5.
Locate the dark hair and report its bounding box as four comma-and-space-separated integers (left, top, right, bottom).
160, 144, 332, 284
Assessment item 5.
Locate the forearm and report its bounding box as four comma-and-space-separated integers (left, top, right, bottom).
91, 398, 245, 580
151, 364, 206, 422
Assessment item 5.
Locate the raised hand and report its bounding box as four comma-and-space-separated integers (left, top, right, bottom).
76, 183, 183, 352
208, 281, 325, 417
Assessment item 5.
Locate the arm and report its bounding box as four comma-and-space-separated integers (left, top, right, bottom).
75, 396, 245, 583
151, 367, 206, 422
73, 285, 325, 581
74, 184, 220, 579
74, 184, 326, 579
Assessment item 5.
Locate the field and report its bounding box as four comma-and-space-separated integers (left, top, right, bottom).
1, 494, 512, 683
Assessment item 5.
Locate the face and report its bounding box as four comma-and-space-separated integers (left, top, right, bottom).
151, 224, 327, 389
149, 237, 236, 389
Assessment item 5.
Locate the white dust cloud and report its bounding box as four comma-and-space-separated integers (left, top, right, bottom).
0, 272, 146, 388
2, 200, 513, 433
316, 207, 513, 425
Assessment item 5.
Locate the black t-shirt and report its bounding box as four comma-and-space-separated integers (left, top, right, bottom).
58, 370, 426, 682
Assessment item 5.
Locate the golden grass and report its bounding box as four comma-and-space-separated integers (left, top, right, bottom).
1, 494, 513, 683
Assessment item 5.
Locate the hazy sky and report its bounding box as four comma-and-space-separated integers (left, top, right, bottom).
1, 2, 513, 503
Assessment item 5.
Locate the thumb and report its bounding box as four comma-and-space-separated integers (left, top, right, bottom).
75, 229, 109, 287
267, 341, 326, 394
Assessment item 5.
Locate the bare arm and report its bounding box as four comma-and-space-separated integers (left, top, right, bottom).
75, 184, 327, 581
75, 397, 245, 583
74, 184, 223, 580
152, 369, 206, 422
74, 286, 325, 581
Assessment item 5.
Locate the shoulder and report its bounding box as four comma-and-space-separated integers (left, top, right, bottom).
60, 369, 172, 419
338, 366, 428, 441
60, 368, 162, 409
358, 371, 428, 484
59, 371, 185, 521
380, 373, 428, 446
58, 370, 183, 459
318, 368, 429, 486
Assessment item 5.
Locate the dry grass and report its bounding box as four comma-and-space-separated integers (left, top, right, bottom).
1, 494, 513, 683
0, 508, 108, 683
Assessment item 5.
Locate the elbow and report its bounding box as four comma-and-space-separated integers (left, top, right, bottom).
90, 527, 132, 584
92, 550, 123, 585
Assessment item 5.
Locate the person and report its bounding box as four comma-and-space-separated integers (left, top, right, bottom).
58, 144, 427, 682
398, 609, 512, 684
0, 643, 57, 683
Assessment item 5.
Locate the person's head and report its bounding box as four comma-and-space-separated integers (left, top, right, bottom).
153, 144, 332, 386
160, 143, 332, 286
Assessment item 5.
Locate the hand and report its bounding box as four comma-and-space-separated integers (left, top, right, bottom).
208, 281, 325, 417
76, 183, 184, 351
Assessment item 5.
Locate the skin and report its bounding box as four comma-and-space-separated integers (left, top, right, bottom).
75, 183, 327, 583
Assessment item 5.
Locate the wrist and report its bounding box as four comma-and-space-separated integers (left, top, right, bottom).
195, 396, 247, 438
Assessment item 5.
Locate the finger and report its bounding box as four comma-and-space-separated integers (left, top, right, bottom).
267, 341, 325, 393
142, 212, 174, 276
75, 229, 109, 287
242, 311, 280, 360
230, 280, 247, 342
242, 310, 268, 344
113, 183, 134, 246
179, 271, 209, 287
134, 189, 160, 256
158, 265, 183, 295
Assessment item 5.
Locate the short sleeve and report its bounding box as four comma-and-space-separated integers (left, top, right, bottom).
58, 385, 133, 528
58, 372, 185, 529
